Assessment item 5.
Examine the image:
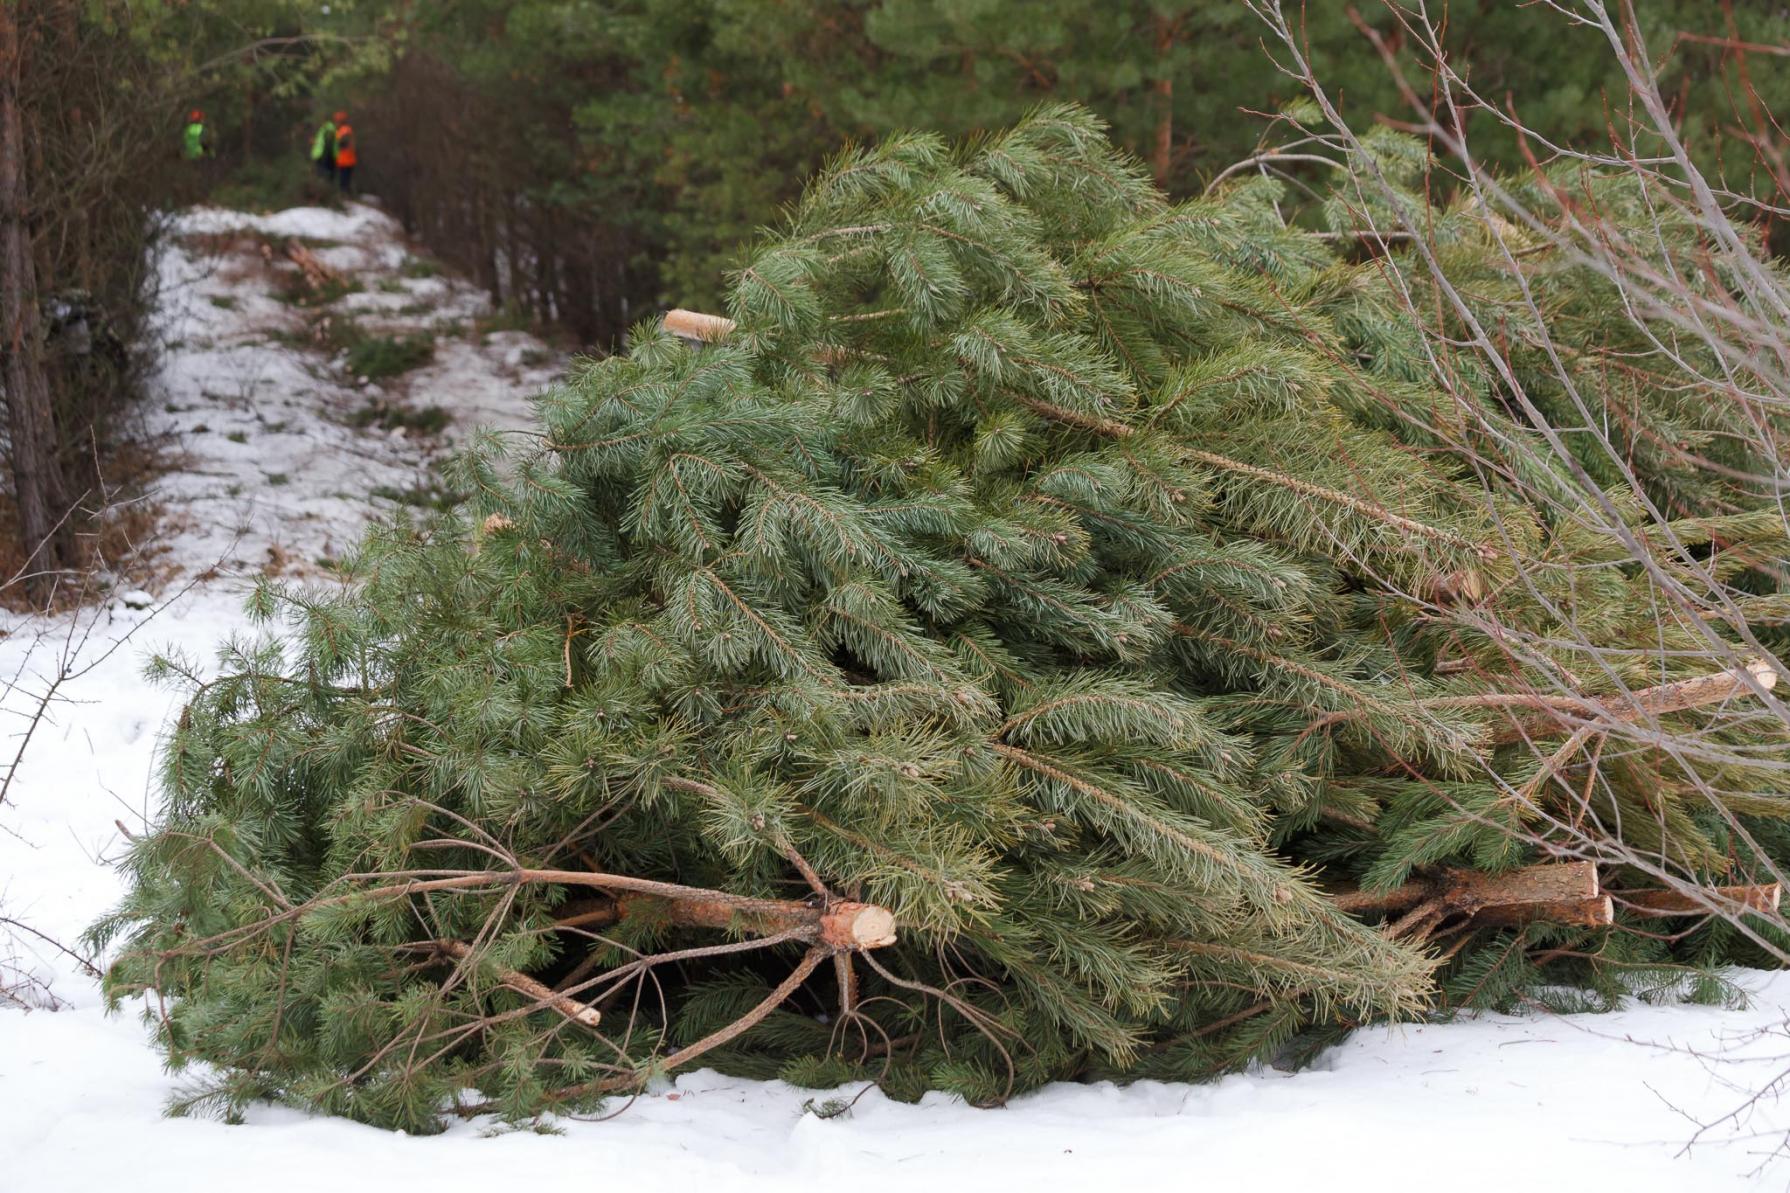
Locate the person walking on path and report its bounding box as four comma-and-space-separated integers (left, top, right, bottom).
310, 113, 337, 182
331, 111, 357, 193
182, 109, 209, 161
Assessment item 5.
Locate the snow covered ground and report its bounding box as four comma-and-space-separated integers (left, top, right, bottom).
8, 976, 1790, 1193
137, 202, 557, 579
3, 201, 1789, 1193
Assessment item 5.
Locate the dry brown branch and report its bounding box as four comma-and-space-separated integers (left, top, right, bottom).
1239, 0, 1790, 982
147, 861, 897, 970
283, 238, 341, 290
556, 890, 895, 951
1619, 884, 1783, 917
432, 939, 602, 1028
540, 946, 831, 1103
1426, 660, 1782, 743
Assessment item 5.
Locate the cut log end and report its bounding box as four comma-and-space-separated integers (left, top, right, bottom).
1332, 861, 1598, 918
664, 308, 736, 343
818, 902, 897, 951
1472, 894, 1612, 929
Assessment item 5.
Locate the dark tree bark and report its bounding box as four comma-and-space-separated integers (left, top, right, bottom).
0, 5, 68, 599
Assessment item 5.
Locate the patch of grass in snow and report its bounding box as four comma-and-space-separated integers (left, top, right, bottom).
346, 333, 435, 380
300, 314, 368, 355
400, 256, 443, 279
277, 275, 360, 308
263, 327, 311, 349
225, 431, 248, 444
370, 481, 463, 511
208, 295, 237, 311
476, 303, 537, 337
377, 278, 408, 294
322, 317, 363, 354
209, 158, 335, 214
801, 1097, 854, 1120
351, 398, 450, 436
264, 473, 291, 487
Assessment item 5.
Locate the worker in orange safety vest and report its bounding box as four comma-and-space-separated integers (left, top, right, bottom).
332, 111, 357, 194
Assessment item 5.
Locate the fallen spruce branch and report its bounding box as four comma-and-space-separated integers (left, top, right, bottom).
157, 864, 889, 1090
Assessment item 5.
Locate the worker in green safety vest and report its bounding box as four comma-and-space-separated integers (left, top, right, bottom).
182, 110, 209, 161
310, 114, 337, 181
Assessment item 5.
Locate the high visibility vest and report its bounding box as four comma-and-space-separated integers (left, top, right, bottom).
333, 124, 357, 168
311, 121, 336, 161
182, 122, 205, 160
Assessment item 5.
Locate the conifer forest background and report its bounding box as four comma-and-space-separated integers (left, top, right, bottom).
79, 0, 1790, 346
10, 0, 1790, 1161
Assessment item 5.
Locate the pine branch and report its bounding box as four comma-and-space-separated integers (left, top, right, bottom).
554, 890, 895, 950
162, 866, 896, 959
431, 939, 602, 1028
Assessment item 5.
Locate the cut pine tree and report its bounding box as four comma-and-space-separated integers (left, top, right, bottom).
93, 106, 1790, 1133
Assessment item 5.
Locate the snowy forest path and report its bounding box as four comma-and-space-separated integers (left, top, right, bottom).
140, 201, 562, 587
0, 199, 564, 1011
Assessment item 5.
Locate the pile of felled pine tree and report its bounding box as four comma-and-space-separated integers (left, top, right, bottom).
95, 106, 1789, 1133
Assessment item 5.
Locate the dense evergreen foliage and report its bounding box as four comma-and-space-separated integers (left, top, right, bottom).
95, 107, 1790, 1131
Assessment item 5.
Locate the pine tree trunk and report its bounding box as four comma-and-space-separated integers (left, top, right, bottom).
1150, 14, 1176, 188
0, 5, 67, 599
242, 80, 255, 160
